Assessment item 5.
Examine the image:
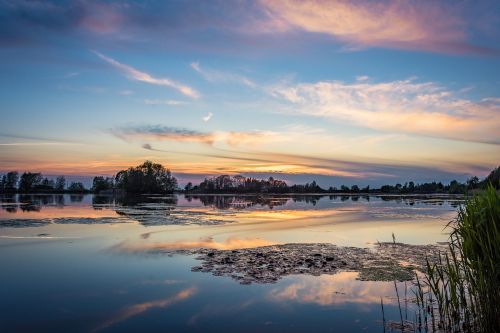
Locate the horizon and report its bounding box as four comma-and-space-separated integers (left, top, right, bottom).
1, 1, 499, 188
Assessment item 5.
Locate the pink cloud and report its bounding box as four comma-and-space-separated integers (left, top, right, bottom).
260, 0, 494, 54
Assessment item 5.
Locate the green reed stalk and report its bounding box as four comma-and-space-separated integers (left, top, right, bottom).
414, 184, 499, 332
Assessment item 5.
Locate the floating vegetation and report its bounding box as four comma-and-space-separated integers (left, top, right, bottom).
0, 217, 130, 227
188, 242, 445, 284
0, 218, 52, 228
114, 206, 235, 226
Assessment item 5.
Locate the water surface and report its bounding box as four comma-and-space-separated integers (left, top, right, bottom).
0, 194, 461, 332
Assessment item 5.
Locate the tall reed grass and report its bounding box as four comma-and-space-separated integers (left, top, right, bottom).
414, 184, 499, 332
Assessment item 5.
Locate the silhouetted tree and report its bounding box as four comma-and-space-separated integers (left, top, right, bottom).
467, 176, 479, 190
92, 176, 114, 193
1, 171, 19, 192
67, 182, 86, 193
55, 176, 66, 192
115, 161, 177, 194
480, 166, 500, 189
18, 172, 43, 192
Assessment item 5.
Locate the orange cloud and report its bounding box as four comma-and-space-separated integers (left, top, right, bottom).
270, 78, 500, 144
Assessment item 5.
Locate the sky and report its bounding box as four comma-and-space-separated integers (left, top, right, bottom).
0, 0, 499, 187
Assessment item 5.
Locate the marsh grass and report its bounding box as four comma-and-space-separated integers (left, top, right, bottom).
413, 185, 499, 332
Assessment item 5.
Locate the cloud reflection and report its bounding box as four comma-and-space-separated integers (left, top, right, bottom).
112, 237, 276, 253
92, 287, 197, 332
268, 272, 397, 306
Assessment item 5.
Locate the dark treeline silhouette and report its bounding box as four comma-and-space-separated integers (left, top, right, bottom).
185, 167, 499, 194
0, 171, 87, 193
1, 162, 498, 195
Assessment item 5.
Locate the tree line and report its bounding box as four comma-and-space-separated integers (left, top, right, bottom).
185, 167, 499, 194
1, 161, 498, 195
0, 161, 177, 194
0, 172, 86, 193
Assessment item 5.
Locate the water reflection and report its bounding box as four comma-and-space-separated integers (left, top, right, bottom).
92, 287, 197, 333
0, 193, 463, 333
268, 272, 397, 306
0, 193, 463, 231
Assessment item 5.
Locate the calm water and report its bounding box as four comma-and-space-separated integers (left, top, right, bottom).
0, 194, 462, 333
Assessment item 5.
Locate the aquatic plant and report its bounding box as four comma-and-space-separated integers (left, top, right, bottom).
413, 184, 500, 332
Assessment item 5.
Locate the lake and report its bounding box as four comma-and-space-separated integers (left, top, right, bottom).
0, 193, 462, 333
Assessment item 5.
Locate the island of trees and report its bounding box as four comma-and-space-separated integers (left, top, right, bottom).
0, 161, 498, 195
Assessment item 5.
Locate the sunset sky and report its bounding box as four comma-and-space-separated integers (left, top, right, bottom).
1, 0, 499, 186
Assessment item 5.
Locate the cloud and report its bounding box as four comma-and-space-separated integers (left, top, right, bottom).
119, 90, 134, 96
110, 125, 286, 147
259, 0, 497, 54
270, 78, 500, 144
144, 99, 186, 105
191, 62, 256, 87
222, 131, 287, 146
202, 112, 213, 122
111, 125, 214, 145
94, 51, 199, 98
3, 1, 497, 56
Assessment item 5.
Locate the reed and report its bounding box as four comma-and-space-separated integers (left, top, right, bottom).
414, 184, 499, 332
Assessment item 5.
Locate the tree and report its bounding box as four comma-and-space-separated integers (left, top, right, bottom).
18, 172, 43, 192
340, 185, 350, 192
67, 182, 86, 192
2, 171, 18, 192
408, 182, 415, 193
92, 176, 114, 193
35, 177, 55, 191
481, 167, 500, 189
55, 176, 66, 192
115, 161, 177, 194
351, 185, 360, 193
184, 182, 193, 192
467, 176, 479, 189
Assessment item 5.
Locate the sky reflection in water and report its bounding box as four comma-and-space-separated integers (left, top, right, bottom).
0, 194, 461, 332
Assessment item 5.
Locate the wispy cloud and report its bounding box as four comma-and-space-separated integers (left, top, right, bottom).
119, 90, 134, 96
202, 112, 213, 122
270, 78, 500, 144
260, 0, 496, 54
94, 51, 199, 98
111, 125, 214, 145
0, 142, 78, 146
191, 62, 256, 87
110, 125, 286, 147
144, 99, 186, 106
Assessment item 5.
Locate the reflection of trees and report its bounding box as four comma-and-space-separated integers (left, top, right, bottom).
69, 194, 84, 202
114, 194, 178, 207
0, 194, 17, 213
188, 195, 298, 209
92, 195, 116, 209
